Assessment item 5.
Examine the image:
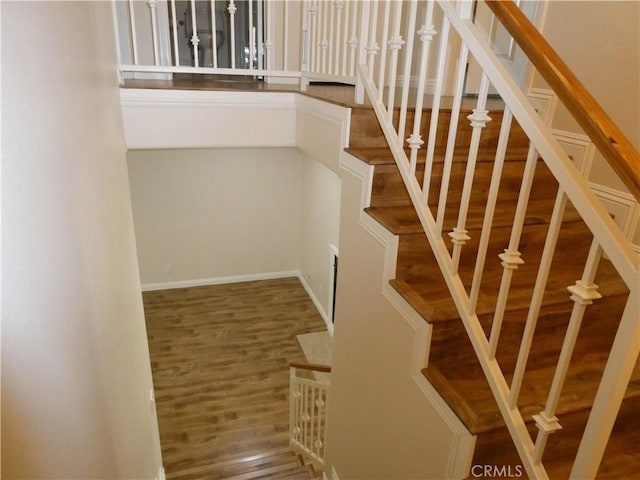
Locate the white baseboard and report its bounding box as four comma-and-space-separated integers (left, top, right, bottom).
297, 272, 334, 335
141, 270, 300, 292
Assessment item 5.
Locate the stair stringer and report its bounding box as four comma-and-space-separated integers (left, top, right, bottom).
324, 150, 474, 480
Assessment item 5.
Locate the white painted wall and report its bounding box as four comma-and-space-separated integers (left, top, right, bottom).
127, 147, 303, 288
120, 89, 297, 149
534, 1, 640, 242
123, 92, 344, 329
299, 154, 341, 324
324, 154, 473, 479
1, 2, 162, 478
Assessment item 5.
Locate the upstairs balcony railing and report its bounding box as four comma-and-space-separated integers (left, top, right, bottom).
115, 2, 639, 479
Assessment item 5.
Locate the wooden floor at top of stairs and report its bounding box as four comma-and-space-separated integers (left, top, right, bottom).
142, 277, 327, 480
121, 76, 509, 112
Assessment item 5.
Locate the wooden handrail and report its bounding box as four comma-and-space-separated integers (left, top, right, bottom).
290, 362, 332, 373
485, 0, 640, 201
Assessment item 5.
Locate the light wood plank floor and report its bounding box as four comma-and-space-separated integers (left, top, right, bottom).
143, 277, 327, 480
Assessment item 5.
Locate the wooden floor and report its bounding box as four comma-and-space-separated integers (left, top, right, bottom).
143, 277, 327, 480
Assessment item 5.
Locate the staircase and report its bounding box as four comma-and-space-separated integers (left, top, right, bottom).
345, 102, 639, 478
115, 0, 639, 476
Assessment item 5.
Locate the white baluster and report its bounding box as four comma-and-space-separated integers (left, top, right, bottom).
509, 188, 569, 407
248, 0, 254, 69
422, 15, 451, 206
355, 1, 371, 103
385, 1, 404, 123
228, 0, 237, 68
338, 0, 348, 76
315, 1, 323, 73
488, 145, 540, 359
571, 291, 639, 479
397, 0, 419, 150
189, 0, 200, 67
206, 0, 216, 67
302, 383, 309, 449
320, 0, 329, 74
256, 0, 265, 70
315, 390, 325, 456
111, 1, 123, 82
407, 1, 437, 178
375, 0, 391, 104
532, 240, 604, 463
366, 0, 379, 81
309, 1, 318, 74
449, 74, 492, 273
128, 0, 139, 65
309, 386, 316, 453
327, 1, 336, 75
289, 367, 295, 447
347, 1, 358, 77
147, 0, 160, 65
469, 108, 513, 312
170, 0, 179, 65
278, 0, 287, 70
531, 411, 562, 464
300, 1, 310, 89
200, 0, 213, 68
435, 41, 469, 234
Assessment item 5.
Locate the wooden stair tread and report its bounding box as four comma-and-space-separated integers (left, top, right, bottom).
422, 290, 639, 434
393, 219, 628, 323
166, 448, 318, 480
345, 145, 531, 166
364, 203, 582, 235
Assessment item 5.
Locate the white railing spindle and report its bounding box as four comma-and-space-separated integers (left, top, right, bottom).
228, 0, 237, 68
146, 0, 160, 65
397, 0, 419, 151
355, 1, 370, 103
327, 1, 336, 74
449, 73, 491, 273
348, 1, 358, 77
508, 187, 569, 407
170, 0, 179, 65
435, 41, 469, 234
309, 1, 318, 73
385, 1, 404, 124
468, 108, 513, 312
189, 0, 200, 67
339, 1, 348, 76
570, 290, 639, 479
280, 0, 288, 70
421, 15, 450, 205
210, 0, 218, 68
532, 239, 604, 462
127, 0, 139, 65
257, 0, 265, 70
300, 1, 310, 89
320, 0, 329, 73
488, 145, 539, 359
111, 0, 123, 82
375, 0, 391, 104
366, 0, 379, 81
407, 1, 436, 178
248, 0, 255, 69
